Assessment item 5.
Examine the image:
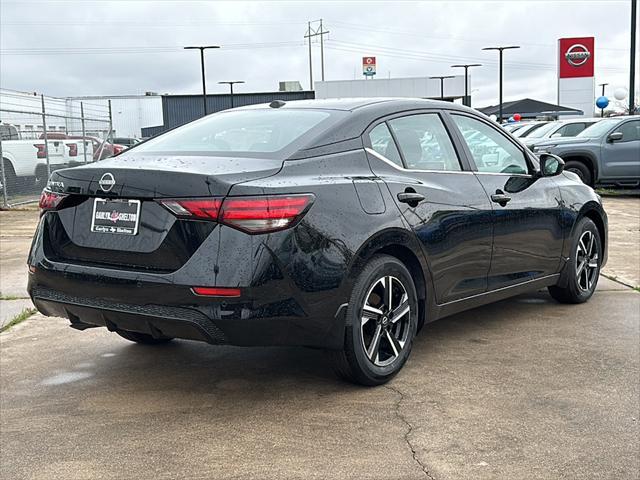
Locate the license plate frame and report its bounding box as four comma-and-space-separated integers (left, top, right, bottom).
91, 198, 141, 236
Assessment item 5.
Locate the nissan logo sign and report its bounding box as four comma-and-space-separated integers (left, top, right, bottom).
565, 44, 590, 67
98, 172, 116, 192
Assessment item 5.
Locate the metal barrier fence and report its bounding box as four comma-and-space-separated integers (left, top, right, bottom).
0, 90, 113, 208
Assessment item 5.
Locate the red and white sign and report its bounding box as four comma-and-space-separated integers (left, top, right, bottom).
558, 37, 594, 78
362, 56, 376, 76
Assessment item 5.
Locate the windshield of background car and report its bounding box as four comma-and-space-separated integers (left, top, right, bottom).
526, 121, 561, 139
576, 118, 623, 138
134, 109, 338, 158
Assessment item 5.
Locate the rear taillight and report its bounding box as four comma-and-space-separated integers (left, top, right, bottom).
158, 194, 314, 234
39, 190, 68, 212
66, 143, 78, 156
160, 198, 222, 220
34, 144, 46, 158
220, 195, 314, 233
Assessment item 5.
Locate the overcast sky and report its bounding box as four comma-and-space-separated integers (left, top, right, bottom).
0, 0, 636, 107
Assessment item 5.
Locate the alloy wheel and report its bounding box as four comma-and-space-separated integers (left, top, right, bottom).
576, 230, 599, 292
360, 276, 412, 367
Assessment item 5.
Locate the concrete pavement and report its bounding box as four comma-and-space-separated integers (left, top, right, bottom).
1, 278, 638, 480
601, 196, 640, 288
0, 198, 638, 479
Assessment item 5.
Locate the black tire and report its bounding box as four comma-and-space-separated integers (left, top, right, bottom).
564, 160, 592, 186
2, 159, 17, 196
548, 217, 601, 304
329, 255, 419, 386
116, 330, 173, 345
35, 165, 49, 190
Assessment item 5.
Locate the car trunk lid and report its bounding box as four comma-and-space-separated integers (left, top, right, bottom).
48, 153, 284, 198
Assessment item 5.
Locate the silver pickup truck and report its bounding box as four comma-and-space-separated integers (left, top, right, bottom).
531, 116, 639, 187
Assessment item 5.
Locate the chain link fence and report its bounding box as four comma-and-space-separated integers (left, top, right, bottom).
0, 89, 114, 208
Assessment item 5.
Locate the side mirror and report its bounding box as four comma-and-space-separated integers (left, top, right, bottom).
607, 131, 623, 142
538, 153, 565, 177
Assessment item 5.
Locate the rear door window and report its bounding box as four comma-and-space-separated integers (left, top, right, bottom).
387, 114, 462, 171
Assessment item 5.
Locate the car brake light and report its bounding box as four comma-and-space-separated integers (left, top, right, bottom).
66, 143, 78, 156
160, 199, 222, 220
192, 286, 241, 297
39, 190, 68, 212
158, 194, 314, 233
34, 144, 46, 158
220, 194, 314, 233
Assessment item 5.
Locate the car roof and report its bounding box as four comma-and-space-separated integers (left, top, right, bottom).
237, 97, 469, 113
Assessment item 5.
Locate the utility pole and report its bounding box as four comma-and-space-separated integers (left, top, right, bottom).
429, 75, 455, 100
218, 81, 245, 109
184, 45, 221, 116
80, 102, 87, 163
451, 64, 482, 107
482, 45, 520, 123
630, 0, 637, 115
598, 83, 609, 117
304, 19, 330, 89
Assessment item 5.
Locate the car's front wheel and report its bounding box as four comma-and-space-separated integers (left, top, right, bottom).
548, 217, 601, 303
330, 255, 418, 386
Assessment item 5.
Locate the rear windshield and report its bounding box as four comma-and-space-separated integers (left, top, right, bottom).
135, 109, 335, 157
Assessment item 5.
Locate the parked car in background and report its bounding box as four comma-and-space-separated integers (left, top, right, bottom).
512, 121, 550, 138
112, 137, 140, 148
1, 123, 92, 193
30, 98, 608, 385
39, 133, 118, 161
502, 122, 534, 133
532, 116, 640, 186
523, 118, 601, 149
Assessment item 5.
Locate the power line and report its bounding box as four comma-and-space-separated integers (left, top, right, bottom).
329, 19, 628, 53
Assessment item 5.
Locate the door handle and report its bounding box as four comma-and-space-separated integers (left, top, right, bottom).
490, 190, 511, 205
397, 192, 426, 205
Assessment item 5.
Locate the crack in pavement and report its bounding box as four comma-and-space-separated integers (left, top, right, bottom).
385, 384, 436, 480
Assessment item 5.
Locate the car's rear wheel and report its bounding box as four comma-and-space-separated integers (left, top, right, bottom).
116, 330, 173, 345
548, 217, 601, 304
564, 160, 592, 186
330, 255, 418, 386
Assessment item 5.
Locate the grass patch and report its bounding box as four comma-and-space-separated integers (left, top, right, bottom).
0, 295, 29, 301
0, 308, 37, 333
595, 187, 620, 196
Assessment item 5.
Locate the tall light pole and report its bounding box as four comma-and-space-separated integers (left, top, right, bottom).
429, 75, 455, 100
184, 45, 220, 116
598, 82, 609, 117
451, 64, 482, 107
218, 81, 245, 109
630, 0, 637, 115
482, 45, 520, 123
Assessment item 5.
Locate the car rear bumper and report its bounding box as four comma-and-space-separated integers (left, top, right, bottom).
28, 262, 347, 350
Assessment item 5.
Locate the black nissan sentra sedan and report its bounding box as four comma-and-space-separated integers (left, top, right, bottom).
28, 98, 607, 385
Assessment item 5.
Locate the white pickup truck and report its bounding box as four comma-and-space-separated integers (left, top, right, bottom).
1, 123, 93, 193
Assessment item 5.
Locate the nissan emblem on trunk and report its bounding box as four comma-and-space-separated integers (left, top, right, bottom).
565, 44, 590, 67
99, 172, 116, 192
